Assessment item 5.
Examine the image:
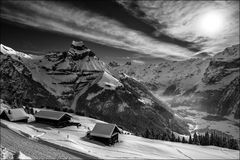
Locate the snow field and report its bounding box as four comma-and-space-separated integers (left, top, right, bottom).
1, 111, 239, 159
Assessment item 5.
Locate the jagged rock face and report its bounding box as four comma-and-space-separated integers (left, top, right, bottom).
163, 84, 181, 96
197, 45, 240, 117
202, 59, 239, 85
0, 54, 60, 108
0, 41, 189, 135
112, 44, 240, 119
44, 40, 106, 72
68, 41, 96, 60
217, 77, 240, 118
108, 61, 120, 67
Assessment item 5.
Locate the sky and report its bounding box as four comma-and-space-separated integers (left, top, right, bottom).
0, 0, 239, 62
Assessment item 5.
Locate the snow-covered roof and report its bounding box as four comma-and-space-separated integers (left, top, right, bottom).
1, 108, 29, 122
34, 110, 72, 121
90, 123, 120, 138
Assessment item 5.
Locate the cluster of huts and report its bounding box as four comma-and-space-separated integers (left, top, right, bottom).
0, 108, 121, 145
0, 108, 72, 127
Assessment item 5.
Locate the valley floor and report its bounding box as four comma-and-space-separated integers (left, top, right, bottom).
0, 112, 239, 159
173, 105, 240, 140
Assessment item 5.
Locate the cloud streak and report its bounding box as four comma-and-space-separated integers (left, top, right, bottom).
1, 0, 239, 60
0, 0, 197, 60
117, 0, 239, 54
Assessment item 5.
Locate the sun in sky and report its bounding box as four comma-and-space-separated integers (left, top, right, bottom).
197, 10, 225, 37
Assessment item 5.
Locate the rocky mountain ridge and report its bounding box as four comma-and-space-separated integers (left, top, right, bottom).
0, 41, 189, 135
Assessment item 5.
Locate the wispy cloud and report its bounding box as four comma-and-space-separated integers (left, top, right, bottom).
1, 1, 238, 60
0, 0, 197, 60
117, 0, 239, 54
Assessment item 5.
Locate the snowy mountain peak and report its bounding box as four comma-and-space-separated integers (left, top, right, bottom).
213, 44, 239, 61
71, 40, 84, 47
0, 44, 33, 59
68, 40, 95, 59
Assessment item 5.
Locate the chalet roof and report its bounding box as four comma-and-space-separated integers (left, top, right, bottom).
34, 110, 72, 121
1, 108, 29, 122
90, 123, 120, 138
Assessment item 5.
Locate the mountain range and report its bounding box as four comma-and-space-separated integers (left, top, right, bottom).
111, 44, 240, 119
0, 41, 189, 136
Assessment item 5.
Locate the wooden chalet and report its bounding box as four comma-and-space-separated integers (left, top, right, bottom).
0, 108, 29, 122
90, 123, 121, 145
34, 110, 72, 127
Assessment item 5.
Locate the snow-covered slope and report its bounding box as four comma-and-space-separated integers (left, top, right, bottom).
0, 51, 60, 108
1, 110, 239, 159
1, 41, 120, 107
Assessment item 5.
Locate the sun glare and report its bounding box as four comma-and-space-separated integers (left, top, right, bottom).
197, 11, 224, 37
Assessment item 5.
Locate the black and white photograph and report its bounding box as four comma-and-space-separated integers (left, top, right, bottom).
0, 0, 239, 159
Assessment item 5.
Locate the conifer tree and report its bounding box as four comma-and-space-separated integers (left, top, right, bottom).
228, 138, 239, 150
151, 129, 157, 139
210, 132, 214, 145
182, 137, 186, 143
165, 133, 170, 141
218, 135, 223, 147
144, 128, 150, 138
199, 135, 203, 145
177, 136, 181, 142
193, 132, 199, 145
170, 132, 175, 142
213, 131, 218, 146
162, 133, 169, 141
203, 132, 210, 145
156, 133, 161, 140
222, 137, 228, 148
189, 134, 192, 144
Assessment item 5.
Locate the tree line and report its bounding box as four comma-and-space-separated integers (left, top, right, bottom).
142, 128, 239, 150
